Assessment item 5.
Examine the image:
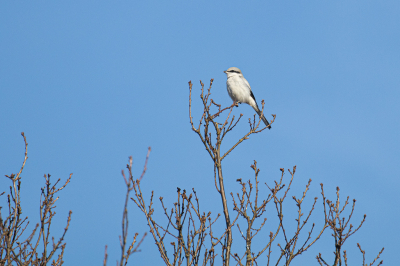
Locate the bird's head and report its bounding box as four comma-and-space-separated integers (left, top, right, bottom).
224, 67, 242, 78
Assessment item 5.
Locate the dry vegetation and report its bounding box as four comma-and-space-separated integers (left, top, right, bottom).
1, 133, 72, 265
126, 80, 384, 266
1, 81, 384, 265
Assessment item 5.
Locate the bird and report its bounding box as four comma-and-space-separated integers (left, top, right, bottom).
224, 67, 271, 129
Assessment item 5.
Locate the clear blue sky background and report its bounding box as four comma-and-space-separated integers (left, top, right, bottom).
1, 1, 398, 265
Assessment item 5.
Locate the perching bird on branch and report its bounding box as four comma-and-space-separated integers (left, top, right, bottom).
224, 67, 271, 129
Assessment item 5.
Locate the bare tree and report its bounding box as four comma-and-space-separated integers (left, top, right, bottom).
129, 79, 383, 266
103, 153, 148, 266
131, 149, 222, 265
0, 132, 72, 266
188, 79, 276, 266
231, 164, 327, 266
1, 79, 384, 266
316, 185, 384, 266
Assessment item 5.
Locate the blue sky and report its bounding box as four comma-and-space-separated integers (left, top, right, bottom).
1, 1, 398, 265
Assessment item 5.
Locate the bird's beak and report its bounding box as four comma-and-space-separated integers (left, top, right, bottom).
223, 70, 227, 74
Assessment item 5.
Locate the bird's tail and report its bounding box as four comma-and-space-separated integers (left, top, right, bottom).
254, 106, 271, 129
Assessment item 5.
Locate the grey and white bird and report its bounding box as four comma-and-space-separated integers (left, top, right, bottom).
224, 67, 271, 129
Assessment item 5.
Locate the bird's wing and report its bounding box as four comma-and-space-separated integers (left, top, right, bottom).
241, 77, 258, 105
245, 81, 259, 110
242, 77, 252, 92
241, 77, 270, 129
250, 90, 258, 107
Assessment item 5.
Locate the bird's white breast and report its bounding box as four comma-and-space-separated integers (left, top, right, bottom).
226, 75, 252, 104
